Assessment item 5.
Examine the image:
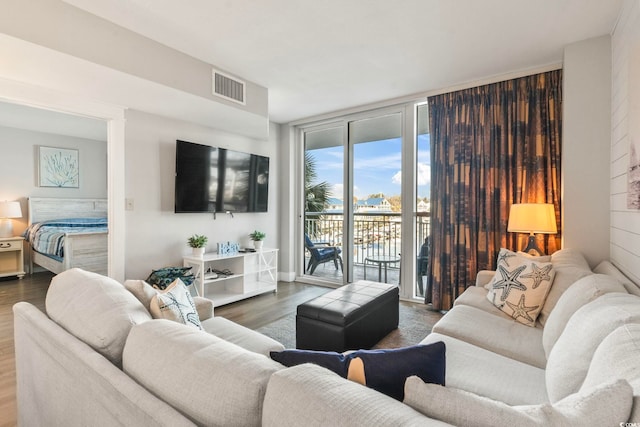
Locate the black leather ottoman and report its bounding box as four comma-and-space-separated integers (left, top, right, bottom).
296, 280, 399, 352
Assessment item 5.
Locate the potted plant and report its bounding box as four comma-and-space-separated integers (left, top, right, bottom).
187, 234, 208, 257
249, 230, 266, 250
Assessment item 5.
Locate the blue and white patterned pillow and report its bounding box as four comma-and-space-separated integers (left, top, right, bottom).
149, 279, 202, 330
146, 266, 195, 290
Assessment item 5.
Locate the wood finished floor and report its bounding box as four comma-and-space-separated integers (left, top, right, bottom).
0, 273, 440, 427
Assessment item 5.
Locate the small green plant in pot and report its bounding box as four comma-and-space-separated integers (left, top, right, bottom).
249, 230, 265, 250
188, 234, 208, 257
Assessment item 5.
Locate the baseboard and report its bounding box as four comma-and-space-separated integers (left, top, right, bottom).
278, 271, 296, 282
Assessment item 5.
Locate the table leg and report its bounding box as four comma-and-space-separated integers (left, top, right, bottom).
384, 263, 388, 283
378, 262, 382, 282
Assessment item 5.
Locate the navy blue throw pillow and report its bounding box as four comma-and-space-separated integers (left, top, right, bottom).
270, 341, 446, 401
269, 349, 351, 377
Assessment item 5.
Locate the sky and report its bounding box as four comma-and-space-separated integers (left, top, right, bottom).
308, 134, 430, 201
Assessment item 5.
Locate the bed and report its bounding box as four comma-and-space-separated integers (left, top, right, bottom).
24, 197, 108, 275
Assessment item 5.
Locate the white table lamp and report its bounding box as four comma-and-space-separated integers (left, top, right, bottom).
0, 201, 23, 238
507, 203, 557, 256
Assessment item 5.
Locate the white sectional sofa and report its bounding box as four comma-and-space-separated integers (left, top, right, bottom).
13, 249, 640, 426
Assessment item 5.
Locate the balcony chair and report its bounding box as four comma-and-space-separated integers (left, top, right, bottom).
416, 237, 429, 298
304, 234, 344, 275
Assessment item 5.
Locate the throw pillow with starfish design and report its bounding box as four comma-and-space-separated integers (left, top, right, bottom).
486, 248, 556, 326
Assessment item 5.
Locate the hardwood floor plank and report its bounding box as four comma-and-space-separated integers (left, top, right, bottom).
0, 272, 52, 427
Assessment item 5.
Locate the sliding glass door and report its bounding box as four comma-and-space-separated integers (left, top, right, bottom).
349, 114, 403, 285
303, 125, 345, 284
300, 105, 429, 301
415, 103, 431, 300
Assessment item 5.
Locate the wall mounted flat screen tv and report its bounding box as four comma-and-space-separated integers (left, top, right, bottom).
175, 140, 269, 213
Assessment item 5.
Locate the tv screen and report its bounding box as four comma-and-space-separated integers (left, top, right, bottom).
175, 140, 269, 213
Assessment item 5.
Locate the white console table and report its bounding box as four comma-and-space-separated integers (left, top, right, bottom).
183, 248, 278, 307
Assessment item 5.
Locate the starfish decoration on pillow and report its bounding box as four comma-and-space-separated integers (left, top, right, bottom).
491, 264, 527, 301
506, 294, 539, 324
521, 263, 553, 289
497, 250, 517, 267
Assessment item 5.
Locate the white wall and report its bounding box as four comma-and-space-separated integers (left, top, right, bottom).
277, 124, 297, 281
610, 0, 640, 283
0, 125, 107, 234
562, 36, 612, 267
123, 110, 279, 280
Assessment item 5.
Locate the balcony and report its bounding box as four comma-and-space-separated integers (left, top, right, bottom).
304, 211, 430, 298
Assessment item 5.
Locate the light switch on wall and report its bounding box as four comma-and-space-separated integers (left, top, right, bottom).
125, 198, 134, 211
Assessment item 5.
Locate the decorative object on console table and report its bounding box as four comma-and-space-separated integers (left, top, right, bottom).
38, 146, 79, 188
187, 234, 208, 258
0, 236, 26, 279
0, 201, 22, 238
507, 203, 557, 256
249, 230, 266, 250
217, 241, 240, 255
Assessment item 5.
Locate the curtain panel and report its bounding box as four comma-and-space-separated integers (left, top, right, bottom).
427, 70, 562, 310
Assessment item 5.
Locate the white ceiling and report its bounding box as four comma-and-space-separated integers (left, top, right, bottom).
62, 0, 622, 124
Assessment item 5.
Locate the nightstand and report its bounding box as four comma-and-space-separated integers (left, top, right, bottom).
0, 236, 26, 279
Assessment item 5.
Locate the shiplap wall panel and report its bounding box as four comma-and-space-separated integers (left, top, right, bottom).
610, 0, 640, 285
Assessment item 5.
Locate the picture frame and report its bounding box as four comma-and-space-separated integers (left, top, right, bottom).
38, 146, 79, 188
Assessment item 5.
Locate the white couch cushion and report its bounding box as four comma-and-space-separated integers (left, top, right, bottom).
542, 274, 626, 358
546, 293, 640, 402
202, 316, 284, 356
45, 268, 151, 367
432, 304, 546, 368
548, 248, 590, 270
421, 333, 548, 405
123, 319, 282, 427
124, 279, 158, 312
403, 377, 633, 427
594, 260, 640, 297
581, 323, 640, 422
262, 363, 445, 427
536, 249, 592, 326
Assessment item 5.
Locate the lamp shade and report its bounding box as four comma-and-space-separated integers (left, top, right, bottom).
0, 201, 22, 219
507, 203, 557, 234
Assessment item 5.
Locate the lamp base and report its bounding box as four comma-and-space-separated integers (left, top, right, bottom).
522, 234, 544, 256
0, 219, 13, 238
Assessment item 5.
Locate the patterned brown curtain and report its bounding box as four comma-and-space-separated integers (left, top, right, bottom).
427, 70, 562, 310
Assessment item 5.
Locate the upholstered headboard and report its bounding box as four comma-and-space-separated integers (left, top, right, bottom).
28, 198, 108, 224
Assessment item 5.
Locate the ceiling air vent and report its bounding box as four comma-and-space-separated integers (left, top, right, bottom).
212, 69, 246, 105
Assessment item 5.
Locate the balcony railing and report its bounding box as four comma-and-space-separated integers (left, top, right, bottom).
305, 211, 430, 268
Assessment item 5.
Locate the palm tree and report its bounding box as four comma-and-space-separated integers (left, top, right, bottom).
305, 152, 331, 236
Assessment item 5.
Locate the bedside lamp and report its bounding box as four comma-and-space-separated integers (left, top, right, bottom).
507, 203, 557, 256
0, 201, 23, 238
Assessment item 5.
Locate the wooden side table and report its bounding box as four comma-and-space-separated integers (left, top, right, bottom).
0, 236, 26, 279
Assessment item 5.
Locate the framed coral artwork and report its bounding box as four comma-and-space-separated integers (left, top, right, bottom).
38, 146, 79, 188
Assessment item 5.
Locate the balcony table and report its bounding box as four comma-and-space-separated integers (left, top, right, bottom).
364, 254, 400, 283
